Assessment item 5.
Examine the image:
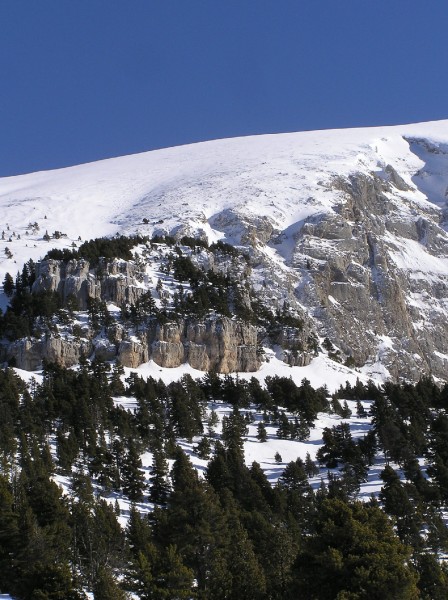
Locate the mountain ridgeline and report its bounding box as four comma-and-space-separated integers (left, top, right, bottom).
2, 123, 448, 380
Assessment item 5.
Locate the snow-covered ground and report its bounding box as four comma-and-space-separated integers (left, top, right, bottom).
1, 118, 448, 293
47, 349, 384, 524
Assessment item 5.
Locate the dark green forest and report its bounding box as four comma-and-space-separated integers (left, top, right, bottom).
1, 235, 448, 598
1, 362, 448, 599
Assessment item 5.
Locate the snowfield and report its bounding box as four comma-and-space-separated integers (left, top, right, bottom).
1, 118, 448, 291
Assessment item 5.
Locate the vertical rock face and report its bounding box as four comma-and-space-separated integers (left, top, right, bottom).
147, 317, 260, 373
16, 258, 263, 373
32, 259, 144, 309
290, 172, 448, 380
8, 337, 93, 370
7, 315, 261, 373
11, 160, 448, 381
117, 339, 149, 369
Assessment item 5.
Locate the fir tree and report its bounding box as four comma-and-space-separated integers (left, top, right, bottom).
256, 421, 267, 442
195, 435, 212, 459
2, 272, 14, 296
121, 442, 146, 502
93, 567, 128, 600
290, 498, 419, 599
304, 452, 319, 477
149, 450, 170, 505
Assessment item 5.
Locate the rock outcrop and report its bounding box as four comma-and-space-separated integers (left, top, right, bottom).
290, 172, 448, 380
7, 167, 448, 381
32, 258, 145, 309
117, 317, 261, 373
8, 337, 93, 370
6, 313, 261, 374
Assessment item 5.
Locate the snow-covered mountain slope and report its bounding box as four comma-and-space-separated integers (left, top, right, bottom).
2, 119, 448, 381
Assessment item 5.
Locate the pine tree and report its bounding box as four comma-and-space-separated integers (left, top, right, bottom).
195, 435, 212, 459
256, 421, 267, 442
122, 443, 146, 502
304, 452, 319, 477
221, 409, 248, 456
166, 447, 229, 593
2, 272, 14, 296
155, 544, 195, 599
93, 567, 128, 600
0, 474, 19, 592
414, 552, 448, 600
379, 465, 422, 545
149, 451, 170, 505
276, 412, 292, 439
341, 400, 352, 418
356, 398, 367, 417
226, 518, 267, 599
290, 498, 419, 599
207, 409, 219, 435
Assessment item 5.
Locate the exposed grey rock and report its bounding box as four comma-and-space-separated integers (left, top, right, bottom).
32, 258, 145, 309
118, 338, 149, 368
9, 166, 448, 382
8, 336, 92, 370
289, 171, 448, 380
148, 317, 261, 373
384, 164, 412, 191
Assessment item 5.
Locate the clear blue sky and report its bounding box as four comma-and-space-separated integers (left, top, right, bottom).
1, 1, 447, 176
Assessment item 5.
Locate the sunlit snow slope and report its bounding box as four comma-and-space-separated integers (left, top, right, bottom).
1, 119, 448, 380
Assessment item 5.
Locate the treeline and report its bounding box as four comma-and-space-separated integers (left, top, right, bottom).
44, 234, 148, 266
1, 364, 448, 597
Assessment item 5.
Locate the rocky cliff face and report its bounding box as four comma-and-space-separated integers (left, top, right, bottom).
6, 255, 264, 372
148, 318, 259, 372
3, 122, 448, 381
5, 166, 448, 381
31, 258, 145, 309
288, 171, 448, 380
7, 336, 93, 371
6, 315, 261, 373
204, 159, 448, 381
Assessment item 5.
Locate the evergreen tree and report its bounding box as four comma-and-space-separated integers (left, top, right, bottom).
93, 567, 128, 600
304, 451, 320, 477
226, 518, 267, 599
414, 552, 448, 600
164, 447, 229, 593
2, 272, 14, 296
0, 474, 19, 592
379, 465, 422, 546
122, 443, 146, 502
276, 411, 292, 439
195, 435, 212, 459
155, 544, 195, 599
221, 409, 248, 456
256, 421, 267, 442
290, 498, 419, 599
356, 398, 367, 417
149, 451, 170, 505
